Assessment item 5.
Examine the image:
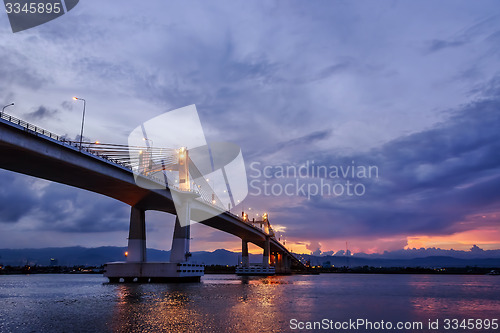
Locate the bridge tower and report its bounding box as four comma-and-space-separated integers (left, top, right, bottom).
237, 212, 285, 275
238, 212, 294, 275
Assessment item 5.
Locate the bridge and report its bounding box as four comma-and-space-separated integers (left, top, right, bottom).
0, 109, 304, 281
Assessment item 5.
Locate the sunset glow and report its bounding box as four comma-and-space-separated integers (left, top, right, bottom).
406, 228, 500, 251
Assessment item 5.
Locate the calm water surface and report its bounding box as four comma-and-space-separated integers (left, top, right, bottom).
0, 274, 499, 332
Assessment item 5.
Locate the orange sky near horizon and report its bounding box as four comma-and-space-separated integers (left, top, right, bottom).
405, 228, 500, 251
191, 227, 500, 255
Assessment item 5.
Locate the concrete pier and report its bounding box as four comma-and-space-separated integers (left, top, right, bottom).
242, 240, 249, 267
263, 236, 270, 268
104, 199, 204, 283
104, 262, 204, 283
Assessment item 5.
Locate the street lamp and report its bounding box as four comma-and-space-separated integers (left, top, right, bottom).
1, 102, 14, 116
72, 97, 86, 151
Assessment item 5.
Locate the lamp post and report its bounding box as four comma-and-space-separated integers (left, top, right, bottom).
72, 97, 86, 151
1, 102, 14, 116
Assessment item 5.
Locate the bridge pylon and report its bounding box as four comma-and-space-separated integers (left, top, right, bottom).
126, 206, 147, 262
242, 240, 249, 267
169, 189, 199, 263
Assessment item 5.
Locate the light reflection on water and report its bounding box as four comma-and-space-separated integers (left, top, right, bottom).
0, 274, 498, 332
110, 276, 292, 332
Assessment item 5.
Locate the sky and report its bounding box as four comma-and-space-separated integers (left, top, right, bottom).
1, 1, 500, 255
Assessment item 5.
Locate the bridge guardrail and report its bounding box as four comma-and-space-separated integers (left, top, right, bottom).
1, 111, 64, 141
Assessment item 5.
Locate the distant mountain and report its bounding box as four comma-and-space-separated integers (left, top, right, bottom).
302, 254, 500, 268
333, 245, 500, 260
0, 247, 262, 266
1, 247, 499, 268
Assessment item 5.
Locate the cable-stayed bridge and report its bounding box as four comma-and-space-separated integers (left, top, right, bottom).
0, 110, 304, 282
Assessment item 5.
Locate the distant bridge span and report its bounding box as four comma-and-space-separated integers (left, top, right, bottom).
0, 112, 303, 274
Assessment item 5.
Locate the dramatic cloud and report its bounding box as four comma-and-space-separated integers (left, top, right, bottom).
243, 74, 500, 251
306, 241, 322, 256
0, 170, 129, 233
24, 105, 59, 120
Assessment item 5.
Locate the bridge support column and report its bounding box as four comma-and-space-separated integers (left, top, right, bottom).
169, 191, 201, 263
127, 206, 147, 262
275, 252, 282, 273
263, 236, 270, 268
170, 216, 190, 263
242, 240, 249, 267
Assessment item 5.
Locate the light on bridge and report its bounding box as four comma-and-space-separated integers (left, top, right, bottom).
72, 96, 86, 151
124, 251, 128, 257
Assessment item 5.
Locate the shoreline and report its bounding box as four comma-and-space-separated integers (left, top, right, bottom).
1, 265, 498, 276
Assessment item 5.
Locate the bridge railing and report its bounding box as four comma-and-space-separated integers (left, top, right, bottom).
1, 111, 65, 141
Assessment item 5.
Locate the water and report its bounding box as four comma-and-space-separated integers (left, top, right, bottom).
0, 274, 499, 332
